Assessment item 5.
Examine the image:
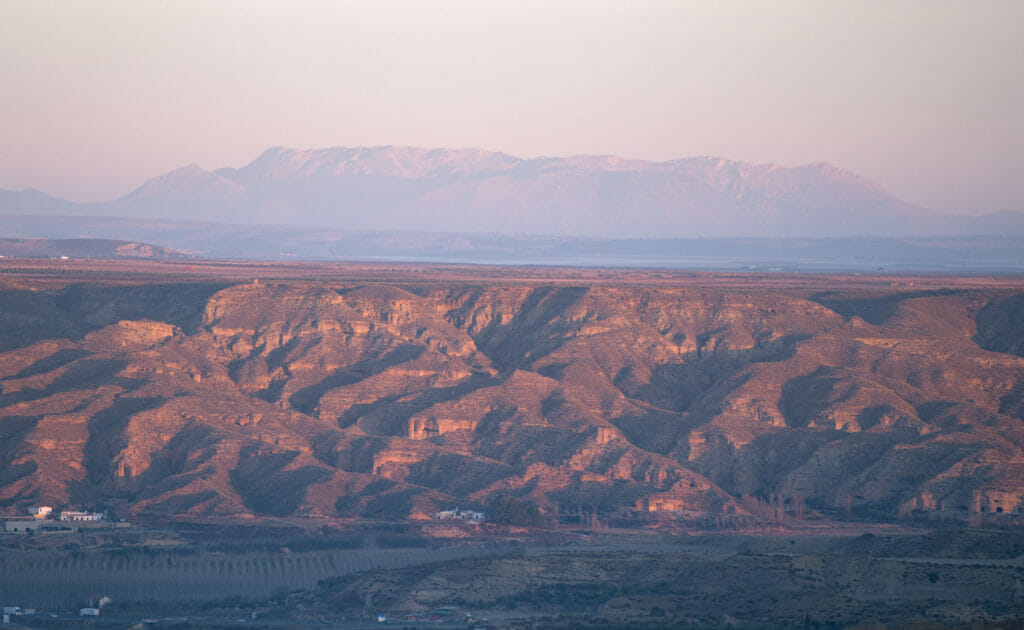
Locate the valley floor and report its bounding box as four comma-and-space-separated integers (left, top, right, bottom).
2, 527, 1024, 629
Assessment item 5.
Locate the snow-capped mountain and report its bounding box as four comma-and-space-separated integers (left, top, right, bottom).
2, 146, 1020, 238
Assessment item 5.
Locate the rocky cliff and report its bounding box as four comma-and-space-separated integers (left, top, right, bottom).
1, 277, 1023, 526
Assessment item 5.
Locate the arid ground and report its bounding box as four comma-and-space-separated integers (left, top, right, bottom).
2, 258, 1024, 627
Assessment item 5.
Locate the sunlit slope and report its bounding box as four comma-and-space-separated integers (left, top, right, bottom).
1, 281, 1022, 523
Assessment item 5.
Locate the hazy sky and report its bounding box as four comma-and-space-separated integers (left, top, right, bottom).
1, 1, 1022, 214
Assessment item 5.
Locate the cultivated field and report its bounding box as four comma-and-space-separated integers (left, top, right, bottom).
0, 544, 489, 608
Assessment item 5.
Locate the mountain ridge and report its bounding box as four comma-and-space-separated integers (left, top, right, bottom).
6, 145, 1019, 239
1, 276, 1022, 525
0, 237, 190, 260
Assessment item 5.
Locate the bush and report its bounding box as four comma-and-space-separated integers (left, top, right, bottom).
490, 496, 545, 527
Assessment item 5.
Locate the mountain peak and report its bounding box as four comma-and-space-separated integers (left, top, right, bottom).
0, 187, 78, 212
121, 163, 245, 201
229, 145, 522, 181
166, 163, 208, 177
793, 161, 888, 193
91, 145, 933, 237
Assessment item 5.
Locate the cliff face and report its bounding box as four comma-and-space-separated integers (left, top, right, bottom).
1, 279, 1023, 524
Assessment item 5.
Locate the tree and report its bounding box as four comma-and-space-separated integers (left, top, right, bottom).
490, 496, 544, 527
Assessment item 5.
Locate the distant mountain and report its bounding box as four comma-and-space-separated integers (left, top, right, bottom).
970, 209, 1024, 234
0, 237, 190, 260
0, 188, 79, 213
2, 146, 1023, 238
103, 164, 291, 224
168, 146, 932, 237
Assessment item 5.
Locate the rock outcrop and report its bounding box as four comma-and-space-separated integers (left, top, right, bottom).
1, 279, 1023, 525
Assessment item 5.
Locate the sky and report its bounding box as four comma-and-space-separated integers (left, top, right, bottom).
1, 0, 1022, 215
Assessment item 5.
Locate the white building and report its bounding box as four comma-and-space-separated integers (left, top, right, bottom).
59, 511, 103, 522
435, 508, 485, 522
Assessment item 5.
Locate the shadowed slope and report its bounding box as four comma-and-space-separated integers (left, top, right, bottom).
1, 279, 1023, 526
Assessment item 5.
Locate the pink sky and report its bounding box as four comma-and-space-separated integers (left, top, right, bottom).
1, 0, 1021, 215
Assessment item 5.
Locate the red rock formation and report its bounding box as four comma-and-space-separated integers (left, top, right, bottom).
1, 279, 1022, 526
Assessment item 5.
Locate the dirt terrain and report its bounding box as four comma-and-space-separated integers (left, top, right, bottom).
301, 533, 1024, 629
1, 258, 1023, 529
4, 530, 1024, 629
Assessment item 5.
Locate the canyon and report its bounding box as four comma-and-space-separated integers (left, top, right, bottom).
1, 261, 1023, 530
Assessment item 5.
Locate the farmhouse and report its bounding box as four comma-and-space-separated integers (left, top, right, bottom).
435, 508, 485, 522
1, 507, 121, 534
59, 510, 104, 522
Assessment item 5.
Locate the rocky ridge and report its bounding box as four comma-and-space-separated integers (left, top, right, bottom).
0, 237, 190, 260
1, 278, 1023, 525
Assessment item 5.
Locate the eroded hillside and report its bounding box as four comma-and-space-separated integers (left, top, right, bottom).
1, 276, 1023, 526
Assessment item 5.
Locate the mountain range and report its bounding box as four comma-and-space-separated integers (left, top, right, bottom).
4, 146, 1023, 239
1, 275, 1023, 525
